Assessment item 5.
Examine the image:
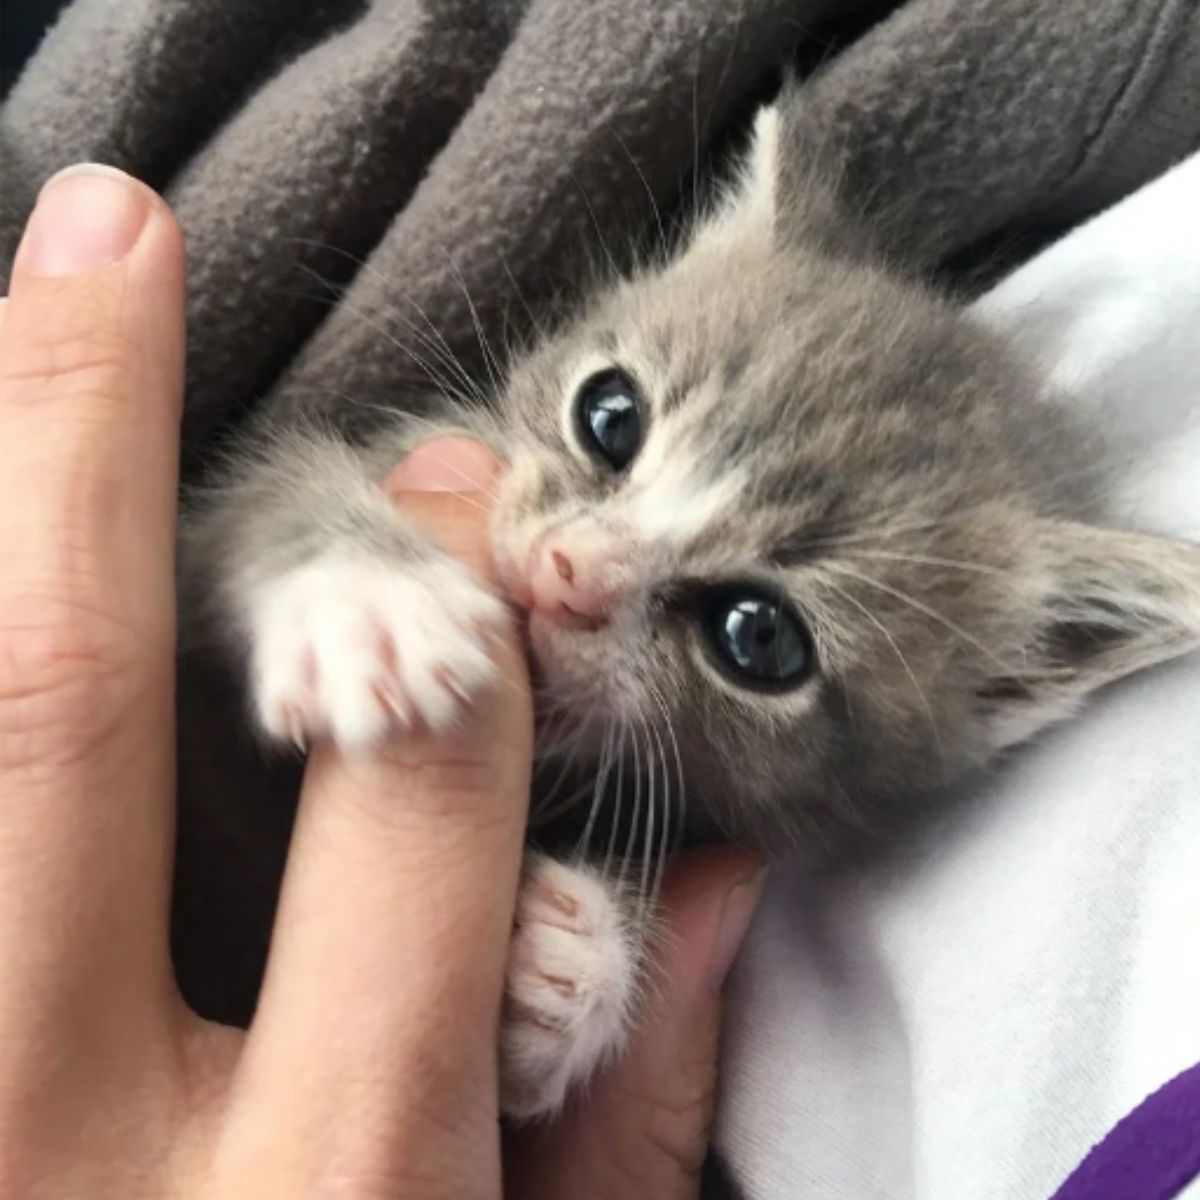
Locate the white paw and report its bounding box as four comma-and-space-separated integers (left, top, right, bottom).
249, 553, 506, 750
500, 857, 637, 1120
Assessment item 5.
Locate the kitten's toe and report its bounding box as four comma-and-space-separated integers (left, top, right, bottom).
250, 553, 507, 750
501, 857, 637, 1120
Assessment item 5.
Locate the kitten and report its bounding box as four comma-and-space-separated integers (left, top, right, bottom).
186, 92, 1200, 1119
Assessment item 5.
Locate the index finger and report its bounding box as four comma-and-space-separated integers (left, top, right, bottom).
0, 167, 184, 1011
237, 440, 533, 1179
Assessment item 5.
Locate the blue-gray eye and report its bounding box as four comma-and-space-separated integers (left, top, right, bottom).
575, 369, 643, 470
703, 588, 814, 690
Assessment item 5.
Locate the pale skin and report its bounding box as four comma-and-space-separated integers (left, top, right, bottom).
0, 164, 764, 1198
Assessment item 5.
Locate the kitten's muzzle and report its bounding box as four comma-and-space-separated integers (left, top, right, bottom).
524, 526, 627, 631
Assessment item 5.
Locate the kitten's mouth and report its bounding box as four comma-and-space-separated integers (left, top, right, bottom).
523, 611, 614, 706
533, 604, 607, 633
492, 524, 619, 635
525, 609, 600, 668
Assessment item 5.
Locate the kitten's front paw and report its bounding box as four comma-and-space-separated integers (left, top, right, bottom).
501, 857, 637, 1121
250, 554, 506, 750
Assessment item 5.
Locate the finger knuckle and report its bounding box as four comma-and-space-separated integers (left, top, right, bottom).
361, 750, 507, 817
609, 1078, 717, 1190
0, 331, 128, 408
0, 607, 146, 772
398, 755, 501, 806
307, 749, 515, 859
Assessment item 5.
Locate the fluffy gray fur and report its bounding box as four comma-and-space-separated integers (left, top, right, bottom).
185, 84, 1200, 1116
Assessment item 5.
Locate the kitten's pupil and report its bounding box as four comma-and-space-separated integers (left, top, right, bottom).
575, 369, 643, 470
704, 589, 813, 690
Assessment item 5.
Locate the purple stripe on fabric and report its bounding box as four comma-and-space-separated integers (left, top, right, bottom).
1050, 1063, 1200, 1200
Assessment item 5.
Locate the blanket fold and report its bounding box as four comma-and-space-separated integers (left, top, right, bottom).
4, 0, 1198, 456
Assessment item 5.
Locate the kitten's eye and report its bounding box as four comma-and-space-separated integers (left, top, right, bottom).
574, 369, 643, 470
702, 587, 814, 690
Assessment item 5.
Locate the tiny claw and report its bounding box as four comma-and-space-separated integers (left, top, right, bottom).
372, 680, 412, 728
472, 614, 507, 649
540, 972, 577, 999
377, 633, 399, 673
529, 882, 581, 925
300, 646, 319, 690
435, 665, 472, 706
280, 704, 308, 753
506, 998, 563, 1033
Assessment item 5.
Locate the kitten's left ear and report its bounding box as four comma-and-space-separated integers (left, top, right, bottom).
979, 522, 1200, 749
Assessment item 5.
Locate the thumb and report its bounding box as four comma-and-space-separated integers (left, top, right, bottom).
508, 848, 765, 1200
382, 432, 503, 582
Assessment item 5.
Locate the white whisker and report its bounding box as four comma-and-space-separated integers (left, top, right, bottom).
645, 717, 672, 909
827, 561, 1020, 677
576, 721, 616, 859
649, 682, 686, 854
841, 548, 1004, 577
621, 715, 646, 884
437, 247, 507, 400
822, 577, 946, 779
603, 717, 629, 876
637, 717, 660, 924
288, 239, 490, 407
612, 130, 669, 267
293, 262, 483, 410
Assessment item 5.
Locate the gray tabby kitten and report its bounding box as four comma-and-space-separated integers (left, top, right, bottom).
189, 95, 1200, 1119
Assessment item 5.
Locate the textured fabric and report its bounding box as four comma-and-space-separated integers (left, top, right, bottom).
1, 0, 851, 451
795, 0, 1200, 265
1051, 1063, 1200, 1200
717, 149, 1200, 1200
4, 0, 1200, 454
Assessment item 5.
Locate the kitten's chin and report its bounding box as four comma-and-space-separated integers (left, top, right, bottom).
527, 612, 601, 693
526, 612, 629, 730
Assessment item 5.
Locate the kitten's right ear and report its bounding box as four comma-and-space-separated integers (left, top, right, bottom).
689, 104, 782, 254
733, 104, 782, 238
690, 92, 864, 261
977, 522, 1200, 750
743, 88, 875, 261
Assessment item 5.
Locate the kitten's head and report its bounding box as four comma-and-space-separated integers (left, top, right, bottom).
489, 107, 1200, 852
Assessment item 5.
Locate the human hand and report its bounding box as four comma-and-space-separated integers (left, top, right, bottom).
0, 164, 762, 1198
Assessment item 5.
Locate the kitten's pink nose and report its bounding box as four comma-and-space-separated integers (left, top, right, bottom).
527, 533, 616, 629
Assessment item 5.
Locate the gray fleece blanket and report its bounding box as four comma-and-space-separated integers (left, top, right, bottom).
4, 0, 1199, 457
2, 0, 1199, 1156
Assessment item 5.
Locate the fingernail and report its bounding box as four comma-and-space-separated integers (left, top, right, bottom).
707, 867, 766, 989
15, 164, 151, 278
386, 434, 500, 495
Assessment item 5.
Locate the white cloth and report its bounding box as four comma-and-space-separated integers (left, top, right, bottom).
717, 150, 1200, 1200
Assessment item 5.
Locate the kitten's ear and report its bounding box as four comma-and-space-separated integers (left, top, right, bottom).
689, 104, 782, 253
734, 104, 783, 238
978, 522, 1200, 749
724, 96, 871, 259
693, 96, 862, 259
